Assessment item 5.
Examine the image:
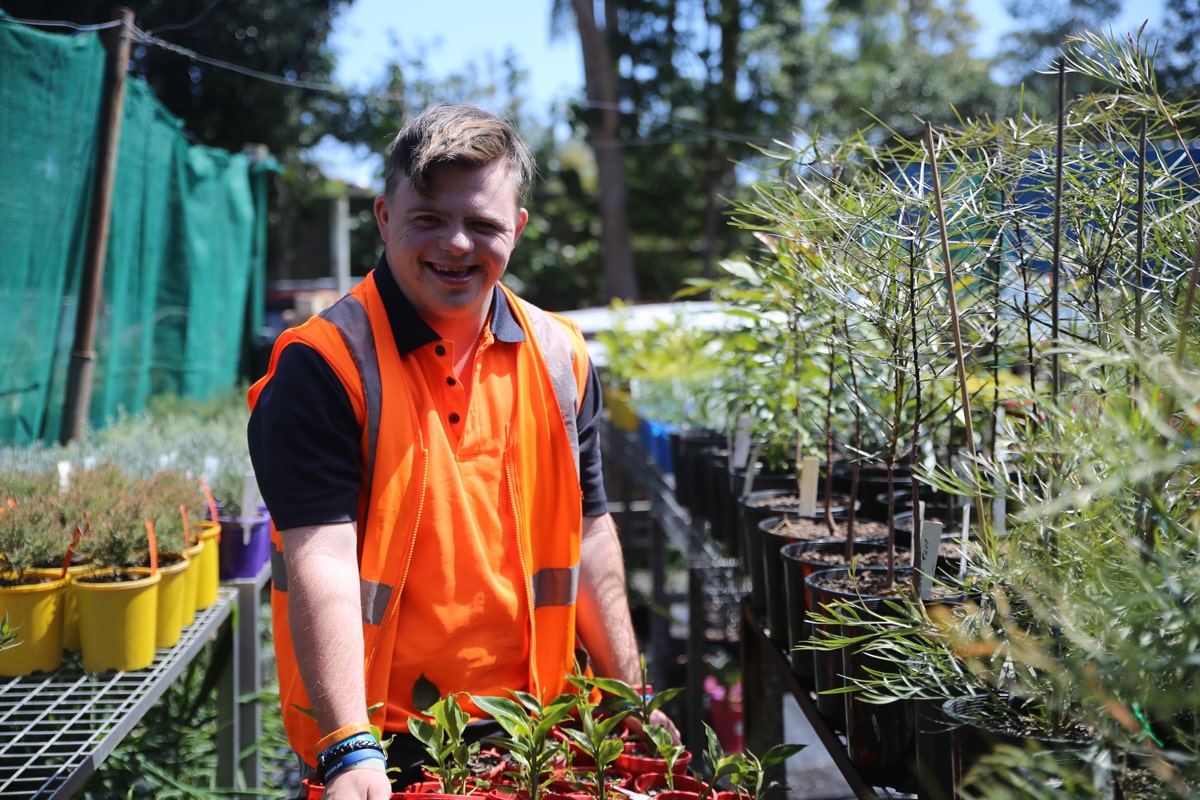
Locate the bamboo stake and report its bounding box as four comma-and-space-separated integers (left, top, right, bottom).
1134, 115, 1147, 344
60, 7, 134, 444
1050, 58, 1066, 399
923, 122, 977, 462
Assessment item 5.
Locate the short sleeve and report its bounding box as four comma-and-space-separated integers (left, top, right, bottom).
247, 343, 364, 530
576, 361, 609, 517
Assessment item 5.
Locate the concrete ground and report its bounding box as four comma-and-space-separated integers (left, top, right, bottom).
783, 693, 858, 800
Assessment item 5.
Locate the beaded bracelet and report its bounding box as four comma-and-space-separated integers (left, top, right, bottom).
318, 732, 377, 764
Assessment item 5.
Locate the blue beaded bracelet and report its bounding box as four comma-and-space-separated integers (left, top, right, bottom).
322, 748, 387, 784
318, 732, 377, 764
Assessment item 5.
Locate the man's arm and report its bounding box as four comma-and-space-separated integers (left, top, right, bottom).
282, 521, 392, 799
575, 512, 681, 741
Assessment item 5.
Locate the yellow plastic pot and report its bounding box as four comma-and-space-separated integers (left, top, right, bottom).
192, 521, 220, 611
32, 563, 93, 652
0, 572, 67, 676
154, 555, 191, 649
180, 539, 204, 628
73, 569, 161, 673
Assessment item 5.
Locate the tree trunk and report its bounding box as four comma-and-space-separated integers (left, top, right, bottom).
571, 0, 639, 301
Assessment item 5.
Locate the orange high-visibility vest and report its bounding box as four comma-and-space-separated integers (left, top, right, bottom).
249, 273, 590, 765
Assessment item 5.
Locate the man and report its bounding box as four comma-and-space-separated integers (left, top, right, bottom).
247, 104, 676, 799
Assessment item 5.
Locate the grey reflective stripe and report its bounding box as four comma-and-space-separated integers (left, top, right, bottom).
531, 564, 579, 608
270, 540, 287, 592
360, 578, 393, 625
319, 295, 382, 533
521, 301, 581, 478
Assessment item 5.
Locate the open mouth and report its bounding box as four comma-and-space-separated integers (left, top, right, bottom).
428, 263, 478, 282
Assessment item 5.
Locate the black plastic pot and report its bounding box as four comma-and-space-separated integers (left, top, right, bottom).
832, 462, 914, 521
942, 695, 1113, 798
737, 487, 810, 618
780, 537, 890, 680
669, 428, 726, 519
754, 508, 856, 646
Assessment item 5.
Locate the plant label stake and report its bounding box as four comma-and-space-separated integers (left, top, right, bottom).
60, 527, 83, 579
241, 473, 258, 544
798, 456, 819, 518
145, 520, 158, 576
57, 460, 71, 493
742, 441, 763, 498
917, 501, 942, 601
198, 477, 220, 537
731, 413, 753, 471
179, 505, 192, 547
959, 501, 971, 582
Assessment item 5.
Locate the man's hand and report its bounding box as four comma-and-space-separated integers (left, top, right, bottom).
622, 707, 683, 745
323, 765, 393, 799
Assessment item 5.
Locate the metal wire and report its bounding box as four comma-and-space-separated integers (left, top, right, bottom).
0, 589, 234, 800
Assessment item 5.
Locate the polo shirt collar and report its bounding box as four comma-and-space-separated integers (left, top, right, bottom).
372, 254, 527, 355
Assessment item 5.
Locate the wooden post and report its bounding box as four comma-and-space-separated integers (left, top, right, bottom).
60, 7, 134, 444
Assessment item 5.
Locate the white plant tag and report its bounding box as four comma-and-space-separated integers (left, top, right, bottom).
960, 501, 972, 581
918, 509, 943, 601
241, 472, 258, 543
203, 456, 219, 483
731, 414, 752, 470
57, 460, 71, 493
798, 456, 819, 518
83, 456, 96, 471
740, 441, 762, 498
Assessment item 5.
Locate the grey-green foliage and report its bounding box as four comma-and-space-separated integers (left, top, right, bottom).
743, 29, 1200, 798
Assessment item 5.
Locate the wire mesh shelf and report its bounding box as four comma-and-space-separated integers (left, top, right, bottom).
0, 588, 234, 800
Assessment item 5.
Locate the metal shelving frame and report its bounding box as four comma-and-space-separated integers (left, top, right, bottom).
0, 588, 235, 799
602, 423, 739, 755
0, 559, 273, 800
602, 421, 915, 799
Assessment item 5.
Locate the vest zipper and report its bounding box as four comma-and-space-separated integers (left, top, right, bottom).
504, 436, 539, 696
364, 448, 428, 709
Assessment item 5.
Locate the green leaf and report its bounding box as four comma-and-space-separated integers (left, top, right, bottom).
412, 674, 442, 713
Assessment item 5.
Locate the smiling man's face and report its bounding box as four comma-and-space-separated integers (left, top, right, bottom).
374, 159, 528, 337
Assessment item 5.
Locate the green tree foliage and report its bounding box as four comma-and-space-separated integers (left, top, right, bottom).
3, 0, 349, 157
992, 0, 1125, 112
557, 0, 816, 300
554, 0, 1015, 302
799, 0, 1016, 141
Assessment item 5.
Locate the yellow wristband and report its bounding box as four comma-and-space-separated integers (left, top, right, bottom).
316, 722, 374, 757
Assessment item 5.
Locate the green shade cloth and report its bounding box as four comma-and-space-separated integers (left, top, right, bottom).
0, 11, 273, 446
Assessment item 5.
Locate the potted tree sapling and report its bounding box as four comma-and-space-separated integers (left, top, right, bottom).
471, 689, 579, 800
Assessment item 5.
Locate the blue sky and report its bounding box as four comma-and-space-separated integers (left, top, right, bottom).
318, 0, 1166, 186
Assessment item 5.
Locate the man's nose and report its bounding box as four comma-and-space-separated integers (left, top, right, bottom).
440, 223, 472, 253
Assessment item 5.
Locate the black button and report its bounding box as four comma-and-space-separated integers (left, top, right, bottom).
449, 413, 461, 424
446, 377, 456, 386
435, 345, 446, 356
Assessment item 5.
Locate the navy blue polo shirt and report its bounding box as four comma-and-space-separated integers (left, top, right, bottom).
247, 258, 609, 532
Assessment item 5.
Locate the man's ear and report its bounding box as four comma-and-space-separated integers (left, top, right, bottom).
374, 194, 390, 241
513, 207, 529, 243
